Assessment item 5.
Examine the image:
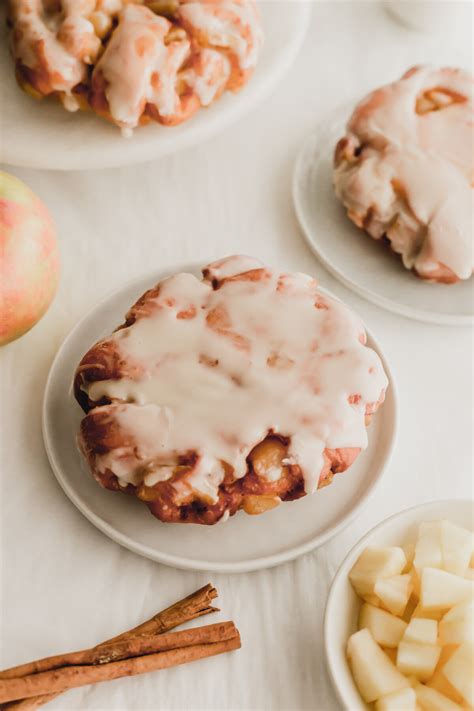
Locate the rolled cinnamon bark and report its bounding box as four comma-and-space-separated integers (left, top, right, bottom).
0, 697, 48, 711
107, 583, 218, 643
0, 622, 236, 680
0, 583, 219, 710
0, 584, 218, 681
0, 633, 241, 704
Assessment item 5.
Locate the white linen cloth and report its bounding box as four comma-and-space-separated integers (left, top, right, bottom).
1, 3, 472, 709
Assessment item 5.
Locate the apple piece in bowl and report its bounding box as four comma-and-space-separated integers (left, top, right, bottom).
358, 604, 407, 648
375, 687, 417, 711
415, 684, 464, 711
348, 547, 406, 600
420, 568, 473, 611
442, 643, 474, 707
342, 514, 474, 709
346, 629, 410, 703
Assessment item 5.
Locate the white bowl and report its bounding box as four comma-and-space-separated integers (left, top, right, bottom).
324, 499, 474, 711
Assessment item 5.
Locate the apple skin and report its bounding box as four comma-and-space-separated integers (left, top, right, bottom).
0, 171, 59, 346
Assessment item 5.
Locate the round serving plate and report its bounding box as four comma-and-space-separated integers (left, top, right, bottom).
293, 106, 474, 327
0, 2, 310, 170
43, 262, 398, 573
324, 499, 474, 711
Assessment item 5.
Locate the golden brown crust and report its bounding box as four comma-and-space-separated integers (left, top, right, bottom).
77, 407, 369, 525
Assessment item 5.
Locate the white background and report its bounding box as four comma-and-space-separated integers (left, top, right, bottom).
1, 2, 472, 709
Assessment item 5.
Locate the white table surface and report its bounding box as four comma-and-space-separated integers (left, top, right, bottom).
1, 2, 472, 709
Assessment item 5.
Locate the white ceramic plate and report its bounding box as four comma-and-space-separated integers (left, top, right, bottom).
293, 107, 474, 326
0, 2, 310, 170
43, 263, 398, 573
324, 499, 474, 711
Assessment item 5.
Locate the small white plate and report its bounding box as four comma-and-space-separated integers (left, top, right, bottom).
324, 499, 474, 711
293, 107, 474, 326
0, 2, 310, 170
43, 263, 398, 573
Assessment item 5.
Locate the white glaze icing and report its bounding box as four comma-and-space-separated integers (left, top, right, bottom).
92, 5, 180, 129
96, 0, 122, 13
61, 92, 81, 112
82, 257, 388, 501
183, 48, 231, 106
179, 0, 263, 71
57, 0, 101, 64
148, 37, 191, 117
10, 0, 264, 131
334, 67, 474, 281
9, 0, 91, 92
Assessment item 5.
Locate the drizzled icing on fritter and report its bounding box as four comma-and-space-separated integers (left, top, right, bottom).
179, 0, 261, 71
9, 0, 264, 132
77, 256, 388, 502
334, 66, 474, 281
92, 5, 186, 128
9, 0, 98, 93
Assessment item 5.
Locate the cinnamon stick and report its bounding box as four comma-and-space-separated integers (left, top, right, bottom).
0, 583, 218, 682
105, 583, 219, 643
0, 583, 219, 710
0, 632, 241, 704
0, 622, 235, 680
0, 698, 48, 711
0, 694, 41, 711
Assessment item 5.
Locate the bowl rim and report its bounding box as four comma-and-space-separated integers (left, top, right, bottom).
323, 498, 474, 710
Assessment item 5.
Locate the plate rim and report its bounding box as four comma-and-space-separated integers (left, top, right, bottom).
42, 261, 399, 573
2, 2, 311, 171
292, 111, 474, 328
323, 498, 474, 711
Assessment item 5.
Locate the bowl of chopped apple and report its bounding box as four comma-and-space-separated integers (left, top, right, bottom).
324, 499, 473, 711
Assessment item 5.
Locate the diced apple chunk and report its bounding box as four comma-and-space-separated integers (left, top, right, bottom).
375, 687, 417, 710
415, 684, 463, 710
428, 645, 465, 705
403, 618, 438, 645
439, 618, 473, 646
442, 642, 474, 706
442, 599, 473, 622
397, 641, 441, 681
375, 574, 413, 616
421, 568, 473, 610
439, 600, 474, 645
359, 603, 407, 647
347, 629, 410, 703
345, 520, 474, 709
441, 520, 472, 577
349, 547, 407, 599
414, 522, 443, 575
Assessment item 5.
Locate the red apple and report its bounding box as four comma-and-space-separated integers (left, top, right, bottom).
0, 171, 59, 345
